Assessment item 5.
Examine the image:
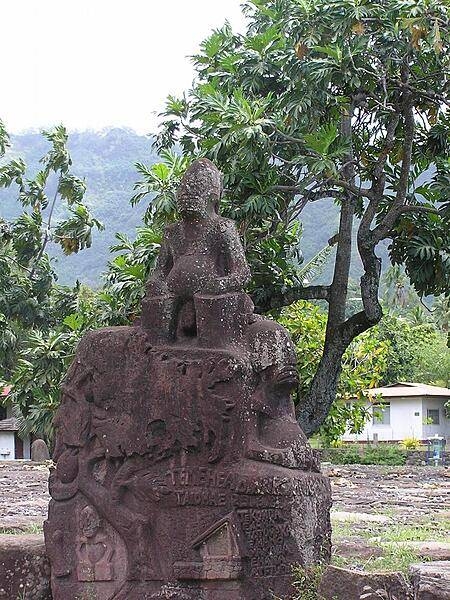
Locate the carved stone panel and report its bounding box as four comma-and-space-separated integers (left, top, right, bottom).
45, 159, 331, 600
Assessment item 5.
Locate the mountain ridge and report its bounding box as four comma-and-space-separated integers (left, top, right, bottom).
0, 128, 372, 287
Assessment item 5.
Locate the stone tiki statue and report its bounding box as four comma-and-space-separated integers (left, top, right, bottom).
45, 158, 331, 600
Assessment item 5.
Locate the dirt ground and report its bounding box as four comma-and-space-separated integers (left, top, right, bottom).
1, 461, 448, 527
325, 463, 450, 517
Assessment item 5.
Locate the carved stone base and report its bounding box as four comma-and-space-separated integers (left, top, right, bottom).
46, 321, 331, 600
46, 463, 330, 600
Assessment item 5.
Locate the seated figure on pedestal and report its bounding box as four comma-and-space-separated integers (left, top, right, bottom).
142, 158, 252, 344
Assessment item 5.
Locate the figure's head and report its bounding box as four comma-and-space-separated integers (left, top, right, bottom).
79, 505, 101, 538
177, 158, 222, 219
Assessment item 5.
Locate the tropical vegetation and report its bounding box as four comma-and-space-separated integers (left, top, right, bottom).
1, 0, 449, 444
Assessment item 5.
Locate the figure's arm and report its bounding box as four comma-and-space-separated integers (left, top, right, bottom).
145, 235, 174, 296
206, 220, 251, 294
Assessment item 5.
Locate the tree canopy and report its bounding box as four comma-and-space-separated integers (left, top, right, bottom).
137, 0, 450, 434
0, 122, 103, 437
1, 0, 449, 441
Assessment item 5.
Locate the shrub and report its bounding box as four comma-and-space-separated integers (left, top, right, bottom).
361, 444, 407, 466
400, 438, 421, 450
322, 444, 408, 465
291, 565, 325, 600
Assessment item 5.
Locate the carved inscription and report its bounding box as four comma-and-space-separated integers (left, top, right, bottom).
166, 467, 325, 506
237, 509, 292, 577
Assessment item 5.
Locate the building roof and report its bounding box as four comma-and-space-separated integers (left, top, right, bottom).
0, 418, 19, 432
368, 382, 450, 398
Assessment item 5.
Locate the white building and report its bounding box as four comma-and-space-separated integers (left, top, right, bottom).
342, 382, 450, 443
0, 387, 31, 460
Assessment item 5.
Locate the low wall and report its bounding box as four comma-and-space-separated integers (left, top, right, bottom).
0, 534, 51, 600
405, 450, 450, 466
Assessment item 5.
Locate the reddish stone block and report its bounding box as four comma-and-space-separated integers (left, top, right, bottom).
45, 159, 331, 600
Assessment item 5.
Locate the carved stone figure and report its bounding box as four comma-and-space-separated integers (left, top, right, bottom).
76, 505, 114, 582
45, 159, 331, 600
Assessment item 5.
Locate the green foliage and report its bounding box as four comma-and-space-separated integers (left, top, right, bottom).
0, 128, 161, 287
377, 315, 450, 386
131, 149, 190, 226
103, 227, 162, 322
291, 564, 326, 600
280, 299, 448, 443
324, 444, 407, 466
9, 330, 79, 440
0, 124, 103, 439
280, 301, 389, 444
152, 0, 450, 300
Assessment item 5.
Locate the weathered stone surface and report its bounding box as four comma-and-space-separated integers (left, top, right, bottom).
333, 540, 384, 561
410, 561, 450, 599
332, 510, 391, 524
31, 439, 50, 462
45, 159, 331, 600
0, 534, 51, 599
318, 565, 412, 600
387, 541, 450, 561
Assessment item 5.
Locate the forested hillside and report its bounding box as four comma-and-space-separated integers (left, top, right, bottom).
0, 128, 158, 285
0, 128, 382, 286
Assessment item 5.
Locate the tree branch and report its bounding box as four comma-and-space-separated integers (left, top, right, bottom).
359, 115, 401, 240
391, 204, 439, 218
30, 179, 60, 278
272, 185, 339, 199
330, 178, 374, 200
253, 285, 331, 313
395, 82, 450, 108
373, 68, 415, 243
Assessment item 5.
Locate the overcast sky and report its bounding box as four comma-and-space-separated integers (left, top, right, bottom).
1, 0, 245, 134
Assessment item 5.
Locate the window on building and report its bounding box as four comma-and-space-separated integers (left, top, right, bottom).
426, 409, 440, 425
373, 403, 390, 425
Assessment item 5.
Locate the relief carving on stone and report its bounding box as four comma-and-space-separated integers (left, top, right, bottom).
45, 158, 331, 600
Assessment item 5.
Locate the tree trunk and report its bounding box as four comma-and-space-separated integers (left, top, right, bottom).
297, 333, 347, 435
297, 106, 385, 437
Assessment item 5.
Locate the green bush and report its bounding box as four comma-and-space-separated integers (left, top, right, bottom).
291, 565, 326, 600
324, 446, 361, 465
323, 444, 407, 466
361, 444, 407, 466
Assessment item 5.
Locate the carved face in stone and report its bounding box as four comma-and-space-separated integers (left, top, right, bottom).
79, 505, 101, 538
177, 158, 222, 219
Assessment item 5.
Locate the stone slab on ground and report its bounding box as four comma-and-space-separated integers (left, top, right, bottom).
410, 561, 450, 600
0, 533, 50, 600
323, 465, 450, 518
332, 510, 391, 523
387, 541, 450, 561
318, 565, 412, 599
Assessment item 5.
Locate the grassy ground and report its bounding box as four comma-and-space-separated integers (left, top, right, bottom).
331, 512, 450, 572
0, 523, 43, 535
